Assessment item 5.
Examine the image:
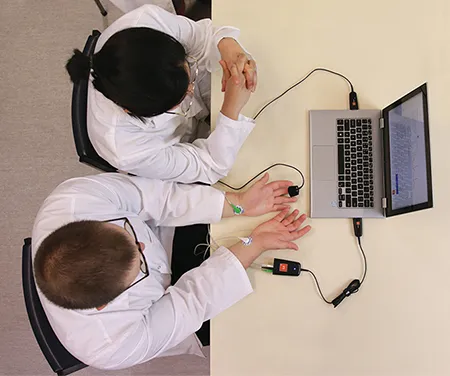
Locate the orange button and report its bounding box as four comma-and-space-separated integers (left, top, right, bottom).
279, 263, 288, 272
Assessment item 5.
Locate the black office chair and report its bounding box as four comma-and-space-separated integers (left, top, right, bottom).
71, 30, 118, 173
22, 238, 88, 376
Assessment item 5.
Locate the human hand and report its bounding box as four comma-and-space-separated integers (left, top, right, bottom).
238, 173, 297, 217
220, 55, 251, 120
218, 38, 257, 92
250, 209, 311, 251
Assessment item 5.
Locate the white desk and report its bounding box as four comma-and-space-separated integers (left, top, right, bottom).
211, 0, 450, 375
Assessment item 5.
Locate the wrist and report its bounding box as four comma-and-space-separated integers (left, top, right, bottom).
220, 104, 240, 121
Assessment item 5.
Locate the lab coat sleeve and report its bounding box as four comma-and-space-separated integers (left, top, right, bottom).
120, 112, 255, 184
134, 4, 249, 71
90, 246, 253, 370
67, 174, 225, 226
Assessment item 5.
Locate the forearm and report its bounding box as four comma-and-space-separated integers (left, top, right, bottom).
228, 237, 264, 269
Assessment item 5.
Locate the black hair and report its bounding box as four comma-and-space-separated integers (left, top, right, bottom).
66, 27, 189, 118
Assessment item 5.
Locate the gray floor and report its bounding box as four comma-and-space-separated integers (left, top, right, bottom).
0, 1, 209, 375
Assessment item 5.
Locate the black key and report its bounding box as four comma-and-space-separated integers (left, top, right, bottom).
370, 196, 374, 201
337, 119, 344, 125
368, 119, 372, 124
364, 168, 369, 173
352, 191, 357, 197
357, 146, 363, 152
352, 185, 357, 191
338, 182, 345, 187
357, 165, 363, 171
369, 146, 373, 152
358, 196, 364, 202
351, 179, 357, 184
358, 183, 363, 189
345, 156, 350, 162
364, 187, 370, 192
339, 195, 345, 201
363, 137, 368, 142
345, 138, 350, 143
339, 201, 343, 208
362, 118, 368, 123
338, 175, 344, 181
345, 132, 350, 137
345, 151, 350, 156
351, 155, 356, 160
358, 177, 363, 183
363, 143, 368, 149
364, 200, 370, 207
338, 132, 344, 137
346, 195, 352, 207
358, 171, 363, 177
351, 141, 356, 146
363, 155, 369, 161
369, 157, 373, 163
346, 169, 351, 175
338, 145, 344, 174
338, 138, 344, 144
364, 193, 370, 199
363, 149, 369, 155
363, 162, 369, 167
357, 133, 362, 139
362, 124, 368, 130
351, 135, 356, 141
351, 148, 356, 153
368, 135, 372, 141
345, 144, 350, 149
364, 174, 369, 180
357, 152, 363, 158
346, 182, 351, 187
345, 162, 351, 168
363, 180, 369, 186
338, 126, 344, 132
346, 188, 351, 193
351, 119, 356, 126
338, 188, 343, 194
351, 160, 356, 166
357, 158, 363, 164
345, 175, 351, 181
370, 202, 374, 207
357, 140, 362, 146
351, 166, 357, 172
357, 119, 361, 126
344, 121, 350, 131
352, 198, 358, 207
351, 172, 357, 178
350, 129, 356, 134
370, 180, 373, 185
358, 190, 363, 195
358, 203, 364, 207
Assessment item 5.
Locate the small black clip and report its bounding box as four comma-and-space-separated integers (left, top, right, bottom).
331, 279, 361, 308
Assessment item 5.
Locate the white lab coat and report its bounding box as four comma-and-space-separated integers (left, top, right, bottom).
88, 5, 255, 183
32, 174, 253, 370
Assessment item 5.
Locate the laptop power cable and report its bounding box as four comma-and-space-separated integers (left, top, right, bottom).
260, 218, 367, 308
253, 67, 357, 120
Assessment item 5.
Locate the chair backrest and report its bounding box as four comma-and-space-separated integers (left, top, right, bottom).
22, 238, 87, 376
71, 30, 118, 173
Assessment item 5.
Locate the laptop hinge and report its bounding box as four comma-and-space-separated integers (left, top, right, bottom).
382, 197, 387, 208
379, 118, 385, 129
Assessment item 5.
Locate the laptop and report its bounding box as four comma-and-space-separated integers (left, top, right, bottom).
309, 83, 433, 218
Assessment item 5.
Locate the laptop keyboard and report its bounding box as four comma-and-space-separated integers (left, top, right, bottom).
337, 118, 374, 208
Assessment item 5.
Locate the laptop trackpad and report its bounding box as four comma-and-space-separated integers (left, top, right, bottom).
313, 146, 335, 181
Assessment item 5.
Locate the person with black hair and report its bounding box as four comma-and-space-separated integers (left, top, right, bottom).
66, 5, 257, 182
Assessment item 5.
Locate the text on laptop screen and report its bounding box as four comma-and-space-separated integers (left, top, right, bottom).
387, 92, 429, 210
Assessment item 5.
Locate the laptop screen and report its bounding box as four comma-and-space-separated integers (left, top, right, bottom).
383, 84, 433, 216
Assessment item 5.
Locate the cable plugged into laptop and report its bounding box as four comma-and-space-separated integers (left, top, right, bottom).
349, 91, 359, 110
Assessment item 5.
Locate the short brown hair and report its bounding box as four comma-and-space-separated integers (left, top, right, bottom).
34, 220, 137, 310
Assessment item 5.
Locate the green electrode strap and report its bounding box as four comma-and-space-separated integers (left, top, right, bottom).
224, 193, 244, 215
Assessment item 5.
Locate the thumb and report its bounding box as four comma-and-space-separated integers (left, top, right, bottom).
281, 241, 298, 251
230, 64, 240, 85
256, 172, 270, 186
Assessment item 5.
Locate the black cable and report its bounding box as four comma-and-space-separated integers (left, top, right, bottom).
357, 237, 367, 285
217, 163, 305, 191
253, 68, 355, 120
301, 268, 333, 305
